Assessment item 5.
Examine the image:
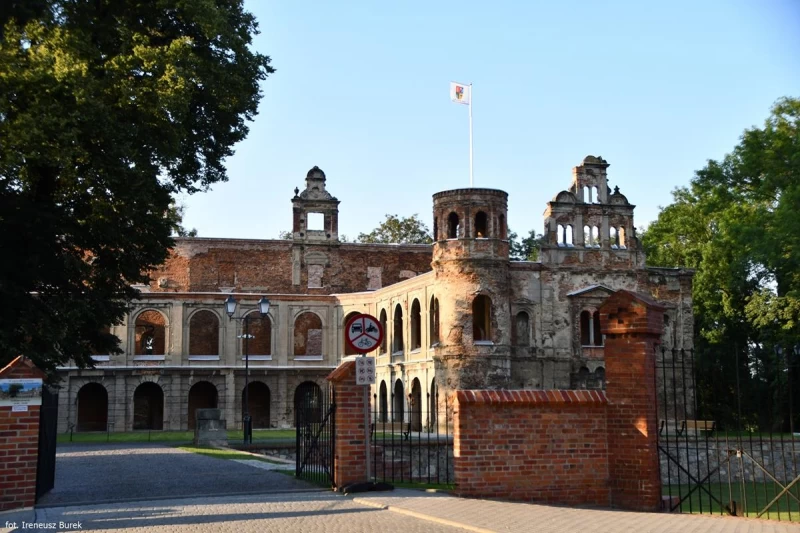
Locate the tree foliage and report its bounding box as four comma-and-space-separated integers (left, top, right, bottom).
357, 214, 433, 244
642, 97, 800, 430
0, 0, 273, 375
509, 229, 543, 261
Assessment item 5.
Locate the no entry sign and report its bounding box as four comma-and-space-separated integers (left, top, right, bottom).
345, 313, 383, 354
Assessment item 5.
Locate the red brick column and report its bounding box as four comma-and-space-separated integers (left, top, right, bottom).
0, 356, 47, 512
600, 290, 665, 511
327, 360, 369, 490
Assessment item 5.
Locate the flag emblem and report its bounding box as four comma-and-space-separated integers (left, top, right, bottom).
455, 85, 464, 100
450, 81, 470, 105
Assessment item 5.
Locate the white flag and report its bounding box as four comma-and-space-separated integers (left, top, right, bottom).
450, 82, 470, 105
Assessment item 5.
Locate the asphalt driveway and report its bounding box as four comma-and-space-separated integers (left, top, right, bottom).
37, 443, 317, 507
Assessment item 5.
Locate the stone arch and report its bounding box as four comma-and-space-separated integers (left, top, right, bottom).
76, 382, 108, 432
472, 295, 492, 342
344, 311, 361, 356
474, 211, 488, 238
188, 309, 220, 356
379, 309, 388, 354
410, 299, 421, 350
379, 381, 388, 423
294, 311, 323, 356
393, 379, 404, 423
243, 381, 271, 429
134, 309, 167, 355
447, 212, 459, 239
513, 311, 530, 347
244, 311, 272, 355
188, 381, 218, 430
429, 296, 439, 347
294, 381, 322, 424
393, 304, 404, 353
410, 378, 422, 432
133, 381, 163, 430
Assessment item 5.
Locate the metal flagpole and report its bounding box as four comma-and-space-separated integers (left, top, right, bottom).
469, 83, 473, 187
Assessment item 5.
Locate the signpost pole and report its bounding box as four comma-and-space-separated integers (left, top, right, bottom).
364, 352, 371, 484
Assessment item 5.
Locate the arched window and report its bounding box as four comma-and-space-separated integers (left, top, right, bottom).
580, 310, 592, 346
410, 300, 421, 350
593, 186, 600, 203
188, 381, 218, 430
243, 381, 271, 429
595, 367, 606, 388
393, 379, 404, 423
592, 226, 600, 247
447, 212, 460, 239
593, 311, 603, 346
379, 309, 388, 354
474, 211, 488, 238
135, 310, 166, 355
498, 214, 507, 239
472, 295, 492, 342
410, 378, 422, 432
246, 312, 272, 355
513, 311, 530, 347
429, 296, 439, 347
133, 382, 163, 430
294, 312, 323, 356
393, 304, 404, 353
344, 312, 360, 356
566, 225, 574, 246
429, 378, 438, 429
583, 186, 590, 203
557, 225, 565, 246
583, 225, 592, 247
433, 217, 439, 241
189, 310, 219, 356
619, 227, 626, 248
610, 227, 618, 248
76, 382, 108, 432
379, 381, 388, 423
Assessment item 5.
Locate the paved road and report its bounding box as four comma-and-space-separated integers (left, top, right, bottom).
37, 443, 315, 507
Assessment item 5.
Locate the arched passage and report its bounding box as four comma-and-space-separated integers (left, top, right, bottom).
410, 378, 422, 432
188, 381, 218, 430
243, 381, 271, 429
379, 381, 388, 423
429, 378, 438, 430
133, 382, 164, 430
393, 379, 404, 423
76, 382, 108, 432
294, 381, 322, 424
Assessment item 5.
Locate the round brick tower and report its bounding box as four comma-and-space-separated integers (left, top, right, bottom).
431, 188, 512, 394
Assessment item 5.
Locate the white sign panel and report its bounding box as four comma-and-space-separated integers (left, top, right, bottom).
355, 357, 376, 386
0, 378, 43, 407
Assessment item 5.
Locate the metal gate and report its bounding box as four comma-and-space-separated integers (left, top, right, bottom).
295, 385, 335, 486
658, 347, 800, 521
36, 386, 58, 501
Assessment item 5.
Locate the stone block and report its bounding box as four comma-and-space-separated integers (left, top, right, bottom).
194, 408, 228, 446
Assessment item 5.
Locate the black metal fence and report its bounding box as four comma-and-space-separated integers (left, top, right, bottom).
658, 347, 800, 521
370, 390, 453, 486
295, 385, 335, 486
35, 386, 58, 501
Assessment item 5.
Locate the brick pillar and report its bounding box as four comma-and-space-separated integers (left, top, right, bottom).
599, 290, 665, 512
327, 360, 369, 490
0, 356, 47, 512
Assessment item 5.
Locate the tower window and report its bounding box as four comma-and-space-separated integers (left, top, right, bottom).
475, 211, 488, 238
592, 226, 600, 247
584, 225, 592, 247
307, 212, 324, 230
610, 227, 618, 248
498, 214, 506, 239
472, 295, 492, 342
447, 212, 460, 239
566, 225, 574, 246
619, 227, 626, 248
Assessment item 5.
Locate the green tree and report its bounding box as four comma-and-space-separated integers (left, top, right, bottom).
166, 200, 198, 238
509, 229, 543, 261
357, 214, 433, 244
642, 97, 800, 430
0, 0, 274, 375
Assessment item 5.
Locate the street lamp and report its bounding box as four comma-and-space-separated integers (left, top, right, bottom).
225, 295, 270, 445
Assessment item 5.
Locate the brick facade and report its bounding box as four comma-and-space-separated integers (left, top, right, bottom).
0, 357, 46, 512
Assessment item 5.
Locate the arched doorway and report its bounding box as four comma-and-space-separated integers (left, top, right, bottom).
379, 381, 388, 423
76, 382, 108, 432
188, 381, 218, 430
410, 378, 422, 432
133, 382, 164, 430
393, 379, 404, 423
294, 381, 322, 424
243, 381, 271, 429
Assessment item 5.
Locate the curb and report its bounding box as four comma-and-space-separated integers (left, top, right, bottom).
352, 497, 496, 533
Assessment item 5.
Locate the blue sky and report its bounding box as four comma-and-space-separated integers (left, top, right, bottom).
180, 0, 800, 241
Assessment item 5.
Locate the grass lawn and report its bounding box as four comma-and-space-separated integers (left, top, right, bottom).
665, 482, 800, 521
57, 428, 297, 444
177, 446, 283, 464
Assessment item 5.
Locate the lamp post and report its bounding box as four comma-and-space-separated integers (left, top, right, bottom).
225, 295, 270, 445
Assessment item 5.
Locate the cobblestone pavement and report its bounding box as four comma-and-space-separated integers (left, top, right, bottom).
37, 443, 315, 507
6, 493, 465, 533
353, 489, 800, 533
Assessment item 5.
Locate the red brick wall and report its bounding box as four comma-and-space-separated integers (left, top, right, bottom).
0, 357, 45, 512
453, 390, 609, 506
327, 361, 369, 489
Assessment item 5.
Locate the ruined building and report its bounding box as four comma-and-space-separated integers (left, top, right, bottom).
56, 157, 693, 432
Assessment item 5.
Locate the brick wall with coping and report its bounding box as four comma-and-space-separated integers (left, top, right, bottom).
327, 360, 369, 490
454, 389, 609, 505
0, 356, 46, 512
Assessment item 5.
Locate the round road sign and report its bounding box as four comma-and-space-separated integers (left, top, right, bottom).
345, 313, 384, 354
